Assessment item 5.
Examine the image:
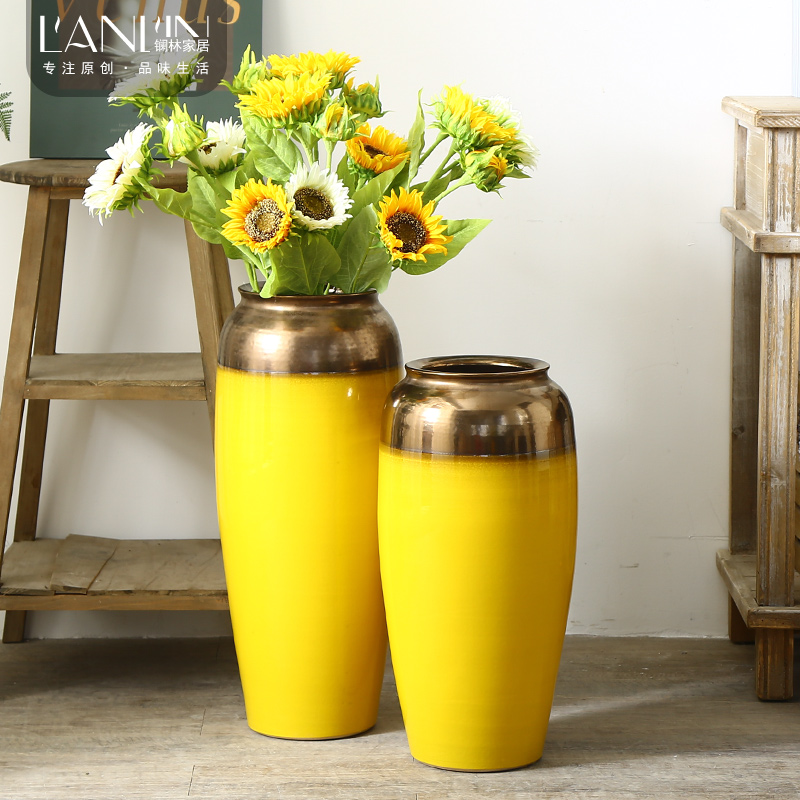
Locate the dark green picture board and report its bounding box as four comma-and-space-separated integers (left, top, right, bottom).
29, 1, 262, 158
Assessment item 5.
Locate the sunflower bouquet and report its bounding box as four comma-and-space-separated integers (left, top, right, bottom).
83, 49, 536, 297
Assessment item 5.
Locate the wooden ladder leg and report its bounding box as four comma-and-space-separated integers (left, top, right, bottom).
3, 197, 69, 643
754, 253, 800, 699
755, 628, 794, 700
0, 188, 52, 640
184, 221, 232, 443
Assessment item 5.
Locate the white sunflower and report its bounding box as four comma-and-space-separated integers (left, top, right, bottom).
481, 96, 538, 169
83, 123, 154, 222
108, 55, 199, 112
194, 119, 247, 172
284, 163, 353, 230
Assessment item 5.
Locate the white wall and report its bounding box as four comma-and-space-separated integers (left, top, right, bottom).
0, 1, 792, 638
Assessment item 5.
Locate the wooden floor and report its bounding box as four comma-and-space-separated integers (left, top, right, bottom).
0, 636, 798, 799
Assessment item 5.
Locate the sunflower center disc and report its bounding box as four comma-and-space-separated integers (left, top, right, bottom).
244, 199, 284, 242
387, 212, 427, 253
293, 187, 334, 220
363, 144, 387, 158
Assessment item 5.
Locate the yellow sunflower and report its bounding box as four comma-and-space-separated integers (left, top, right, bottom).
268, 51, 359, 88
346, 124, 409, 175
221, 179, 293, 254
433, 86, 518, 150
377, 188, 452, 262
237, 72, 331, 126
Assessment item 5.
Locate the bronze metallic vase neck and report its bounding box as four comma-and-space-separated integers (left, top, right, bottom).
382, 355, 575, 457
218, 286, 402, 374
405, 355, 551, 382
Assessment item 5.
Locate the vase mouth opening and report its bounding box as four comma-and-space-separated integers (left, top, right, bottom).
406, 355, 550, 379
237, 284, 378, 302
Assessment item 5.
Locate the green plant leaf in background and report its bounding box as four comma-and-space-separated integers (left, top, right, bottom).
242, 114, 302, 182
335, 205, 393, 293
348, 163, 405, 222
399, 218, 491, 275
404, 90, 426, 187
353, 247, 393, 293
269, 233, 342, 295
329, 162, 405, 249
144, 184, 193, 219
0, 87, 13, 142
187, 170, 224, 226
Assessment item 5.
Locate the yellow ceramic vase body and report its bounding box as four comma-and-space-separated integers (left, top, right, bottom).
378, 356, 577, 771
215, 289, 402, 739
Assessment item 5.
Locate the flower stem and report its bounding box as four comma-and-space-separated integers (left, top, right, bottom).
243, 258, 259, 292
432, 174, 471, 204
418, 132, 448, 167
423, 141, 458, 196
296, 138, 318, 166
324, 140, 335, 171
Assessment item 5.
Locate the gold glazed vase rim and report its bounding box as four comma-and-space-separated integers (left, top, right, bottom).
238, 285, 380, 303
382, 354, 574, 457
405, 355, 550, 381
219, 285, 402, 374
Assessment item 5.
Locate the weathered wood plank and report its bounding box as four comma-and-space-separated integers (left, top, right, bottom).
2, 637, 800, 800
0, 159, 190, 189
720, 207, 800, 253
88, 539, 226, 595
24, 353, 207, 400
0, 187, 52, 576
184, 221, 231, 439
4, 196, 71, 642
723, 96, 800, 128
756, 254, 799, 608
0, 539, 61, 595
0, 593, 229, 611
49, 535, 119, 594
730, 237, 761, 553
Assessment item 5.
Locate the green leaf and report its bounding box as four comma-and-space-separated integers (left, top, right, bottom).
218, 170, 238, 195
399, 218, 492, 275
337, 152, 357, 194
353, 247, 393, 293
405, 90, 426, 186
335, 206, 379, 293
186, 170, 223, 225
144, 185, 193, 219
242, 113, 302, 181
348, 163, 404, 221
269, 233, 342, 296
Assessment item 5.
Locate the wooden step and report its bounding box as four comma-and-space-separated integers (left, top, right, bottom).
0, 537, 228, 611
717, 550, 800, 628
24, 353, 208, 400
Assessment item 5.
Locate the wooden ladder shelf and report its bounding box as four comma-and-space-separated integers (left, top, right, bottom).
0, 159, 232, 641
718, 97, 800, 700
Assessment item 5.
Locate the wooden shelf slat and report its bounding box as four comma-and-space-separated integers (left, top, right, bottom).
720, 207, 800, 254
0, 538, 228, 610
722, 96, 800, 129
24, 353, 207, 400
717, 550, 800, 629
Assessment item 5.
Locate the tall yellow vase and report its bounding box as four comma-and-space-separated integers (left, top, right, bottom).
378, 356, 577, 770
215, 288, 401, 739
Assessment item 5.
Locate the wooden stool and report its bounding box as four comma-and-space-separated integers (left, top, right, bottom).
0, 159, 232, 642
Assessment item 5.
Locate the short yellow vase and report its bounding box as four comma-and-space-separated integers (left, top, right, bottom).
378, 356, 578, 771
215, 288, 401, 739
